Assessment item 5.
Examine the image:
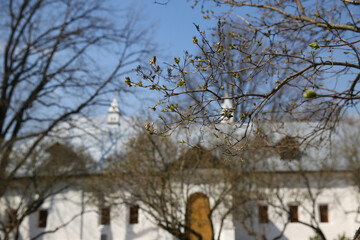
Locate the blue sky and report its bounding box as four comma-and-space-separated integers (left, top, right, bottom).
134, 1, 254, 60
135, 0, 216, 59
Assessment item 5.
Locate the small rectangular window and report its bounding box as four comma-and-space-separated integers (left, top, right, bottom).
38, 209, 48, 228
319, 204, 328, 223
6, 209, 17, 228
258, 205, 269, 223
100, 207, 110, 225
289, 205, 299, 222
129, 205, 139, 224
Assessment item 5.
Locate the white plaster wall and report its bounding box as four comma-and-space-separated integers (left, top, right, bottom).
7, 176, 359, 240
13, 182, 235, 240
16, 189, 174, 240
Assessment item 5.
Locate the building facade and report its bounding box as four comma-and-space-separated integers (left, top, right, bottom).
2, 99, 360, 240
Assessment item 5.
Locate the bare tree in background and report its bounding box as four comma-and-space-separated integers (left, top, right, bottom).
101, 127, 248, 240
0, 0, 154, 239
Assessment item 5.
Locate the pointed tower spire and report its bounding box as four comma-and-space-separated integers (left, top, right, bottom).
220, 92, 234, 123
107, 96, 120, 128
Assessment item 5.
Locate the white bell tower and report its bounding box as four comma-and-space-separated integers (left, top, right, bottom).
107, 97, 120, 128
220, 92, 234, 123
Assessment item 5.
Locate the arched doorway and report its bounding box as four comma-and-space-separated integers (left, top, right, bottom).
186, 192, 213, 240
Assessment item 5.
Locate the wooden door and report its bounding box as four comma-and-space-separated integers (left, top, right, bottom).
186, 193, 213, 240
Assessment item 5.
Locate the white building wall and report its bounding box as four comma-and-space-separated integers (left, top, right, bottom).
17, 189, 174, 240
234, 184, 360, 240
6, 176, 359, 240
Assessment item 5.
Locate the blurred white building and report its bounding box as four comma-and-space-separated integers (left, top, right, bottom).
2, 98, 360, 240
